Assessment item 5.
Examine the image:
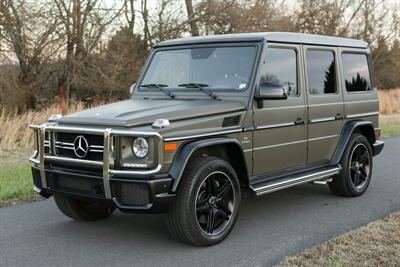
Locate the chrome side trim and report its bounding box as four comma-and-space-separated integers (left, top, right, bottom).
253, 167, 340, 196
308, 102, 343, 107
345, 111, 379, 119
308, 134, 338, 142
309, 117, 336, 123
164, 128, 242, 142
103, 129, 112, 199
254, 139, 307, 151
345, 99, 378, 104
255, 122, 295, 130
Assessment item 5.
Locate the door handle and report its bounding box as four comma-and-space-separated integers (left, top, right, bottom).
294, 118, 305, 125
335, 113, 344, 120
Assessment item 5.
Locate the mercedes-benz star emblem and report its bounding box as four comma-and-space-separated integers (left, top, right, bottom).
73, 135, 89, 158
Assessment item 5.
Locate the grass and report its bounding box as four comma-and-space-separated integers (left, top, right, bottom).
380, 114, 400, 138
0, 163, 39, 207
276, 211, 400, 267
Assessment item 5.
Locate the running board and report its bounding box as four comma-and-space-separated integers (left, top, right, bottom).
250, 166, 341, 196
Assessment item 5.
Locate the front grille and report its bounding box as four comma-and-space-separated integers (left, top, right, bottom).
54, 132, 104, 161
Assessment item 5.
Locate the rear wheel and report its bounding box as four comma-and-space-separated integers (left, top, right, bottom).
329, 133, 373, 197
54, 193, 115, 221
167, 156, 241, 246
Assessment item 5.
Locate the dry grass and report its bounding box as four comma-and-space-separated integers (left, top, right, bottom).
277, 211, 400, 267
0, 102, 85, 151
378, 88, 400, 114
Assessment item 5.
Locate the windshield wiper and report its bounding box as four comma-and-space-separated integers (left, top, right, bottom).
140, 83, 175, 99
178, 83, 219, 100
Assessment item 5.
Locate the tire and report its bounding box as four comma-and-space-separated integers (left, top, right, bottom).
54, 193, 115, 221
167, 156, 241, 246
329, 133, 373, 197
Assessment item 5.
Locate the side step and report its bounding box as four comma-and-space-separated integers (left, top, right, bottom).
250, 166, 341, 196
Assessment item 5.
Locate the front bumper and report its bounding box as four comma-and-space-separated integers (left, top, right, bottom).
31, 166, 175, 212
29, 124, 174, 213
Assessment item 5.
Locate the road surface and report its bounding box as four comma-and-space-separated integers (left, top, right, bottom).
1, 136, 399, 267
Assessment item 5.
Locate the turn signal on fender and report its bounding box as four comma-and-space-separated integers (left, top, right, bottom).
164, 143, 177, 151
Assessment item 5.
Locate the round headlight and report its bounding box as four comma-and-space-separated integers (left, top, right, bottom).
132, 137, 148, 158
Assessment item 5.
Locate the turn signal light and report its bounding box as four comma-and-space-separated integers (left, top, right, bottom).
374, 128, 381, 139
164, 143, 177, 151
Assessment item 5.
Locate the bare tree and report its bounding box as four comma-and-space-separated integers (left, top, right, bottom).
0, 0, 61, 110
185, 0, 199, 36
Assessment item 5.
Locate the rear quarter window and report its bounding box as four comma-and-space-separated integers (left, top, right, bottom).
341, 53, 372, 92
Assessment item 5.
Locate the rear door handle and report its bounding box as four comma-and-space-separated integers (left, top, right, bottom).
294, 118, 305, 125
335, 113, 344, 120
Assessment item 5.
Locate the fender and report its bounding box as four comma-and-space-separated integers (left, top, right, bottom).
168, 137, 247, 192
330, 120, 375, 165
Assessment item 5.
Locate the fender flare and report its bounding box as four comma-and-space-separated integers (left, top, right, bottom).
168, 137, 247, 192
330, 120, 375, 165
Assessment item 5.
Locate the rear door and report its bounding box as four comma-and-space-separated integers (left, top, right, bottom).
303, 46, 344, 163
253, 43, 307, 175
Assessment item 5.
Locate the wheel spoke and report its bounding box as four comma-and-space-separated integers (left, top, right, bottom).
206, 209, 216, 234
216, 208, 229, 220
353, 171, 360, 186
217, 202, 232, 216
216, 181, 232, 201
350, 162, 357, 172
196, 199, 209, 214
206, 177, 217, 196
359, 150, 369, 164
359, 169, 368, 180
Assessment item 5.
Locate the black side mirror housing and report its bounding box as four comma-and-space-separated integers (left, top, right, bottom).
255, 83, 288, 108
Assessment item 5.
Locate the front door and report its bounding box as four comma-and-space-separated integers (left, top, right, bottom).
303, 46, 344, 163
253, 43, 307, 176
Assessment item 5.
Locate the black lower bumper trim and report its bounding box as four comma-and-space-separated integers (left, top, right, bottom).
373, 140, 384, 156
31, 166, 175, 213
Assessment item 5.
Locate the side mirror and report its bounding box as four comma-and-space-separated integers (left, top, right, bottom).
129, 83, 136, 95
255, 83, 288, 108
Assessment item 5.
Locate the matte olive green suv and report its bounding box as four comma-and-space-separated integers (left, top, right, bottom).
29, 32, 384, 246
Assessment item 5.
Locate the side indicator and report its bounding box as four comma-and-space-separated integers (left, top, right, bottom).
164, 143, 177, 151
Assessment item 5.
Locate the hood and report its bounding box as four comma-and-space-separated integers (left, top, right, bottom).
58, 99, 245, 127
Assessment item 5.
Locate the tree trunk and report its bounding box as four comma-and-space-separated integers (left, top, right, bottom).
185, 0, 199, 36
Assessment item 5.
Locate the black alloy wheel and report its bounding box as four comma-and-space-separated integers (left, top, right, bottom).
195, 171, 235, 235
349, 143, 371, 189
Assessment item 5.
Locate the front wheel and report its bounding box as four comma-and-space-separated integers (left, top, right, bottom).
167, 156, 241, 246
329, 133, 373, 197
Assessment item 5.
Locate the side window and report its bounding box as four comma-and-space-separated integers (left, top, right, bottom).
306, 50, 337, 95
341, 53, 372, 92
260, 47, 298, 97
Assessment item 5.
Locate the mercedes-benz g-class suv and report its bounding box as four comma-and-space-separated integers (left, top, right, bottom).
29, 32, 384, 246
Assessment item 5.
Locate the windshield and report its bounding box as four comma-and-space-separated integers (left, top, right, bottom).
139, 46, 257, 91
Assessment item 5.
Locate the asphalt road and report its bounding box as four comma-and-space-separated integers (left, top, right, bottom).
1, 137, 399, 267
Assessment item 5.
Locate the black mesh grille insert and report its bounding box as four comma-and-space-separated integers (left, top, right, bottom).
46, 173, 104, 198
222, 115, 241, 127
112, 182, 150, 206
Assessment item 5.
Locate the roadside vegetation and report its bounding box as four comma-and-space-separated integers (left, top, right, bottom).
0, 163, 39, 207
277, 211, 400, 267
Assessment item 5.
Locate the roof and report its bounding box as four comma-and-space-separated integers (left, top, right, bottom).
155, 32, 368, 49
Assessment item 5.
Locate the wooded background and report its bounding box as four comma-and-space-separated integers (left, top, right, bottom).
0, 0, 399, 113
